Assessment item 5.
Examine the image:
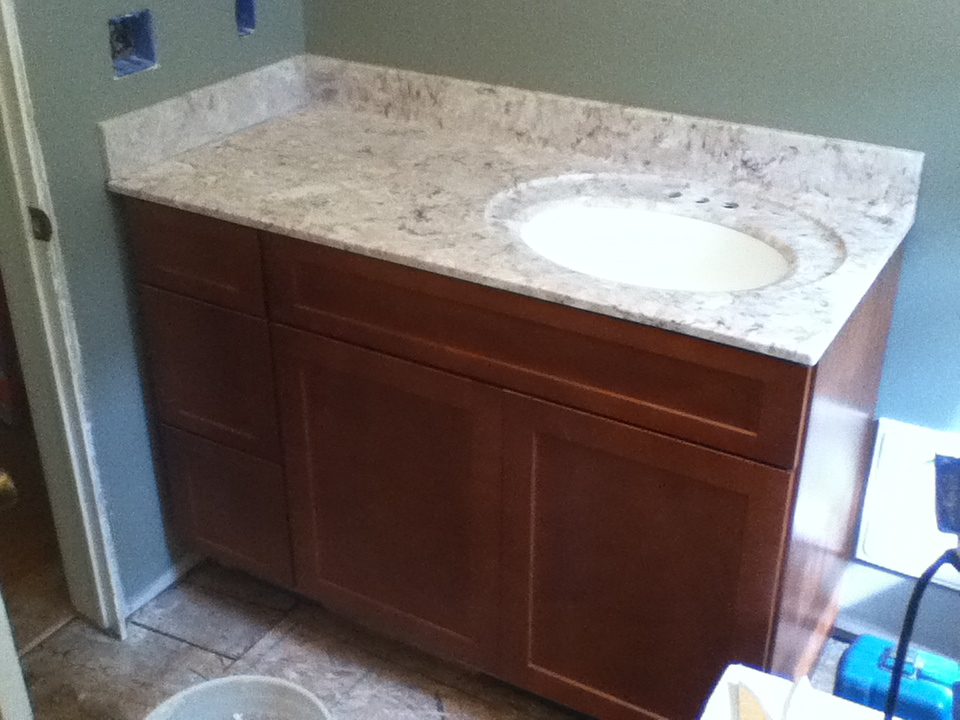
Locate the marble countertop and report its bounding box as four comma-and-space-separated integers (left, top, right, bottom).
104, 55, 923, 365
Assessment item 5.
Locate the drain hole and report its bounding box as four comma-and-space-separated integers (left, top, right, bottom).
667, 191, 683, 199
695, 197, 710, 204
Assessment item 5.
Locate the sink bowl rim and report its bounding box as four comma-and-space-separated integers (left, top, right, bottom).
485, 172, 847, 294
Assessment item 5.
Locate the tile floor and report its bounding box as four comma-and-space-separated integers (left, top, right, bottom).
19, 561, 850, 719
5, 562, 74, 655
22, 562, 585, 720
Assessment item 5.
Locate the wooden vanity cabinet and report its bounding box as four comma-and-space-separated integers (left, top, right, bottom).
128, 200, 900, 720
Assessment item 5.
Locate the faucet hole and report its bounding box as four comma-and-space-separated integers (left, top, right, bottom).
695, 197, 710, 204
722, 201, 739, 209
667, 191, 682, 199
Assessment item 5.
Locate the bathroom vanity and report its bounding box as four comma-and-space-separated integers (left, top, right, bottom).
106, 56, 923, 720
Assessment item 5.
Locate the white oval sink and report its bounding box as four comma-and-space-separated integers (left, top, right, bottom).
486, 173, 847, 293
519, 203, 790, 292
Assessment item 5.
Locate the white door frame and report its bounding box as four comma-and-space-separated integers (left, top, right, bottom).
0, 0, 125, 635
0, 592, 31, 720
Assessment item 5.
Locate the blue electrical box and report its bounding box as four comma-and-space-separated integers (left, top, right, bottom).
836, 635, 960, 720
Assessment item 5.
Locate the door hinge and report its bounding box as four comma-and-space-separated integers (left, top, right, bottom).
27, 206, 52, 243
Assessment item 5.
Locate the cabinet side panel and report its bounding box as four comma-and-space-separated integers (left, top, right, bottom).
771, 248, 904, 677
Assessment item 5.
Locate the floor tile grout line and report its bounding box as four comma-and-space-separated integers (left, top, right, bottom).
344, 637, 503, 708
129, 620, 244, 661
349, 643, 580, 718
16, 612, 76, 658
325, 668, 377, 714
127, 598, 301, 668
226, 601, 302, 668
181, 563, 300, 615
325, 642, 489, 716
18, 616, 81, 660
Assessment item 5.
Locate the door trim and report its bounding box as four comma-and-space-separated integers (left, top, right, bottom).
0, 0, 125, 634
0, 592, 31, 720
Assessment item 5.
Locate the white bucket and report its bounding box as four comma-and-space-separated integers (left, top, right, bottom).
145, 675, 332, 720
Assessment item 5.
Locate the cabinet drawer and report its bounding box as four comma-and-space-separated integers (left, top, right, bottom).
128, 200, 265, 315
160, 425, 293, 586
139, 285, 282, 460
265, 235, 812, 468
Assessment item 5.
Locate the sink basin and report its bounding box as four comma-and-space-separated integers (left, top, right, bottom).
518, 203, 790, 292
486, 173, 847, 293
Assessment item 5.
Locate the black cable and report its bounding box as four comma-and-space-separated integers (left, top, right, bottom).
884, 548, 960, 720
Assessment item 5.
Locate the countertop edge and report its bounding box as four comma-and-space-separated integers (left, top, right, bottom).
111, 181, 832, 366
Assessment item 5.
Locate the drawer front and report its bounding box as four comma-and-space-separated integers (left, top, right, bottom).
160, 425, 293, 586
265, 235, 812, 469
128, 199, 265, 316
139, 285, 282, 460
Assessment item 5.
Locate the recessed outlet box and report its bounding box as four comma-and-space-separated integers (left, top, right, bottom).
236, 0, 256, 36
109, 9, 157, 78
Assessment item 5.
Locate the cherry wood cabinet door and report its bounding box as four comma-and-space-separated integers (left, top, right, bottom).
273, 326, 503, 668
501, 393, 793, 720
160, 425, 293, 586
139, 285, 282, 460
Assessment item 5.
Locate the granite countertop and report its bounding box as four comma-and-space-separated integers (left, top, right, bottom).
103, 55, 924, 365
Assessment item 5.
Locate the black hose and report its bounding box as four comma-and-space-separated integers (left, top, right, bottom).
884, 548, 960, 720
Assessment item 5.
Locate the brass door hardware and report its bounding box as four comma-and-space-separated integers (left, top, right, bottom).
0, 470, 18, 509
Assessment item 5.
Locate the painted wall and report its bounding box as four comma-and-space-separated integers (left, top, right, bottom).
307, 0, 960, 432
14, 1, 304, 609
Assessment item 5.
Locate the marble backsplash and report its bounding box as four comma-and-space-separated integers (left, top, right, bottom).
311, 56, 922, 212
102, 53, 923, 214
99, 56, 313, 179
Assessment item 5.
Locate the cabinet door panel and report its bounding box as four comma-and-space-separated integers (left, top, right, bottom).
502, 394, 792, 720
274, 327, 502, 668
161, 425, 293, 586
140, 286, 281, 460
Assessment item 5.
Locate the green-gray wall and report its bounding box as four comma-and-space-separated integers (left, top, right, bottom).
308, 0, 960, 432
16, 1, 304, 608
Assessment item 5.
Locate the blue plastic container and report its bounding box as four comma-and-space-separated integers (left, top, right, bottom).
835, 635, 960, 720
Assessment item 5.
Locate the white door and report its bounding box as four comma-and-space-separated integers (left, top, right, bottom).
0, 0, 124, 633
0, 590, 32, 720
